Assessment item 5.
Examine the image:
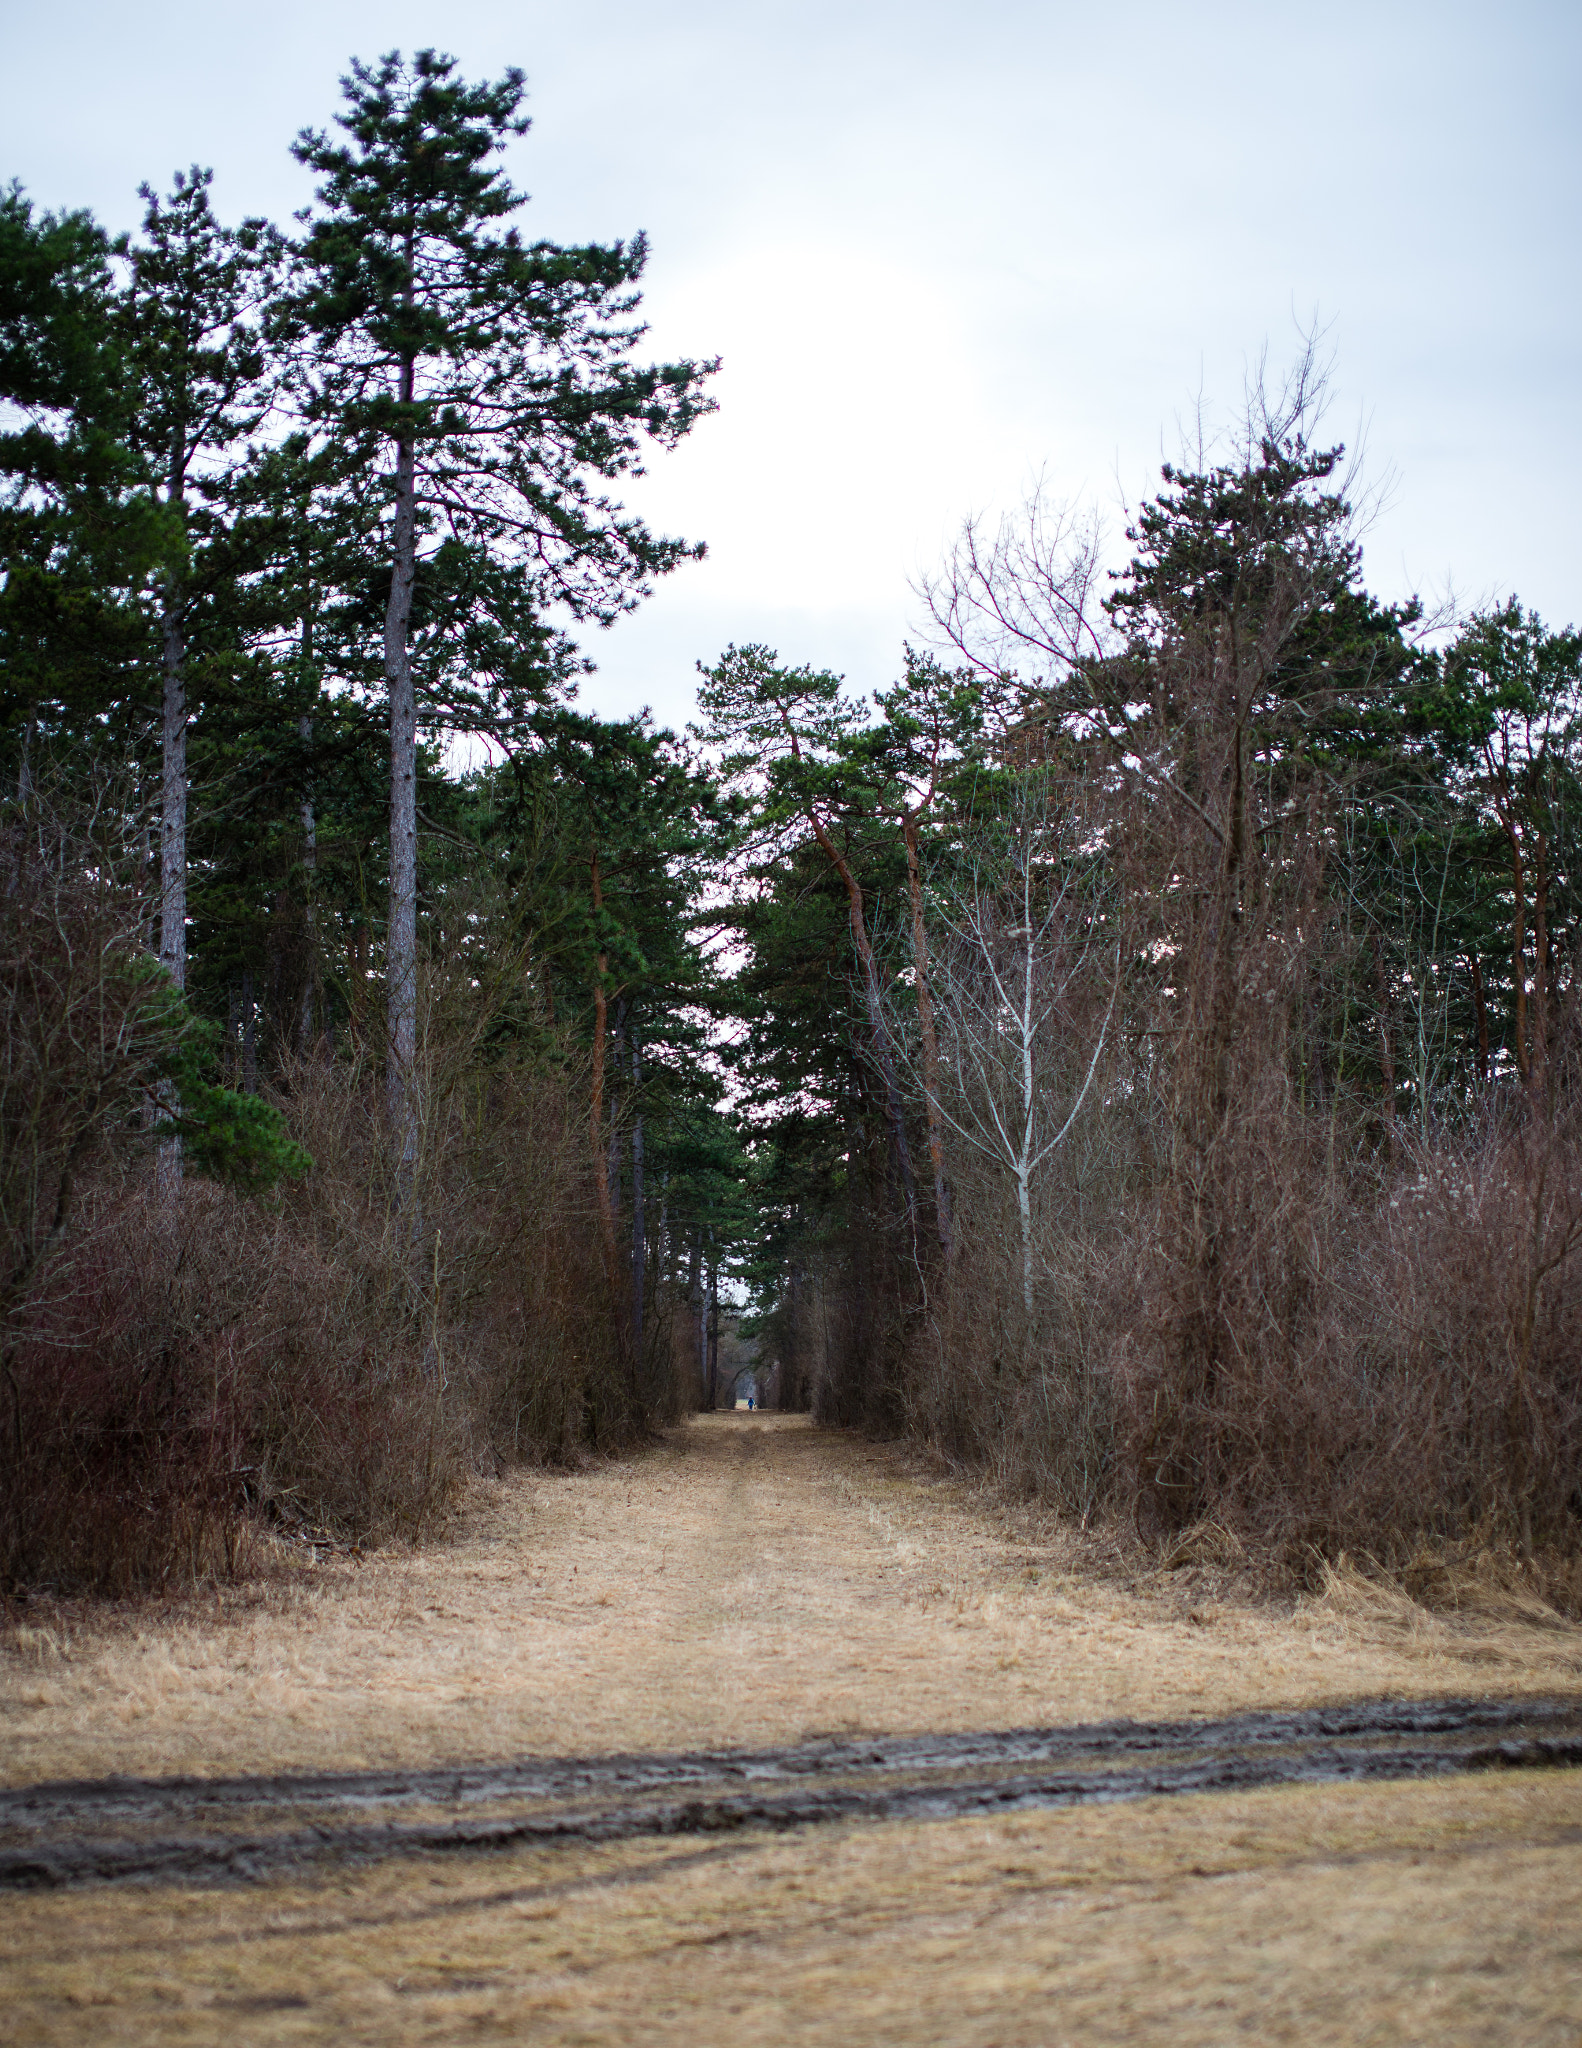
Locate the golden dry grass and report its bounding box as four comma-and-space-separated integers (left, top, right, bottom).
3, 1415, 1578, 1789
4, 1414, 1582, 2045
4, 1774, 1581, 2045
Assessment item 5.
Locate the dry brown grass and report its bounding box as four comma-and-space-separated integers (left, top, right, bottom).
3, 1416, 1578, 1790
5, 1416, 1581, 2043
3, 1772, 1580, 2044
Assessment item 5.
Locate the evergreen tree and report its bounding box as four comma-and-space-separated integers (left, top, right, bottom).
285, 49, 717, 1189
120, 169, 274, 999
114, 169, 277, 1184
1402, 601, 1582, 1112
500, 707, 729, 1403
0, 186, 160, 776
696, 645, 918, 1224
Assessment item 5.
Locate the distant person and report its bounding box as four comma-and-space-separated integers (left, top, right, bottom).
747, 1394, 755, 1411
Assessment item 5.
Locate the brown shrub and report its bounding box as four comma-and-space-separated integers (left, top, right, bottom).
2, 1174, 466, 1594
1, 1033, 642, 1596
782, 1078, 1582, 1597
1105, 1103, 1582, 1572
275, 1045, 626, 1466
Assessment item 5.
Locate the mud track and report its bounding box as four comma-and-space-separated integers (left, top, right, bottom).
6, 1693, 1580, 1891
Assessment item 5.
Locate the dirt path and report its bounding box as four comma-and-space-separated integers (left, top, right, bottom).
6, 1414, 1579, 1786
5, 1414, 1582, 2043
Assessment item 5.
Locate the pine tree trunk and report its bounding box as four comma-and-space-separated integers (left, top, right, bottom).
588, 853, 622, 1313
902, 814, 951, 1258
605, 1002, 623, 1224
629, 1034, 645, 1372
385, 357, 420, 1199
297, 602, 318, 1056
157, 586, 187, 1198
687, 1235, 703, 1408
807, 812, 917, 1220
706, 1262, 719, 1408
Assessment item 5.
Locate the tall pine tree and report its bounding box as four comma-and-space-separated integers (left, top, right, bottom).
285, 50, 716, 1190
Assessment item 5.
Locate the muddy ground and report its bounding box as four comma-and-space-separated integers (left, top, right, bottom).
4, 1413, 1581, 2043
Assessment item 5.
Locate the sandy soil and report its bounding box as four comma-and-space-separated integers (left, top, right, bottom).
4, 1413, 1581, 2043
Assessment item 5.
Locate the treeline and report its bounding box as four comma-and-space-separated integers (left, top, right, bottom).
718, 368, 1582, 1595
1, 53, 747, 1592
6, 52, 1580, 1602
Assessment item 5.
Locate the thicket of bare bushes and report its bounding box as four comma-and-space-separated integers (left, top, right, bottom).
781, 1003, 1582, 1598
2, 1067, 639, 1595
0, 798, 686, 1596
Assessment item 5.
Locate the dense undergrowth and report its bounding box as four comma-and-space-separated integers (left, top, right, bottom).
0, 806, 693, 1596
772, 1095, 1582, 1611
0, 1046, 684, 1595
741, 462, 1582, 1611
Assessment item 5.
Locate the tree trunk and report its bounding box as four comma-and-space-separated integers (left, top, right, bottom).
588, 852, 621, 1310
385, 343, 420, 1199
297, 653, 318, 1057
1507, 821, 1530, 1088
1530, 831, 1549, 1117
629, 1033, 645, 1371
157, 583, 187, 1198
1204, 708, 1248, 1137
806, 811, 917, 1219
606, 1002, 624, 1228
687, 1234, 704, 1408
902, 813, 952, 1258
1166, 683, 1250, 1482
1015, 914, 1039, 1316
706, 1261, 719, 1409
1470, 954, 1490, 1086
1015, 1161, 1034, 1319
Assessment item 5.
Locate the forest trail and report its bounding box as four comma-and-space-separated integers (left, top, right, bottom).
5, 1414, 1582, 2043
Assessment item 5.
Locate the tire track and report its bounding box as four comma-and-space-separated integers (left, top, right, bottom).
5, 1694, 1579, 1891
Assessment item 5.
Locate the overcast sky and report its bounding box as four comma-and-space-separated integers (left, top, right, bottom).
7, 0, 1579, 729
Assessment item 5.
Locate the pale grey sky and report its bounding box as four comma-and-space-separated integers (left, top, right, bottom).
7, 0, 1579, 727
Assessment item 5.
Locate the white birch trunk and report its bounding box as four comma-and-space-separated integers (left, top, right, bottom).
1015, 1163, 1034, 1318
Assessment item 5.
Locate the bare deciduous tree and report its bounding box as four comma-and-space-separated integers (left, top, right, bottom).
915, 482, 1111, 695
907, 777, 1119, 1317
